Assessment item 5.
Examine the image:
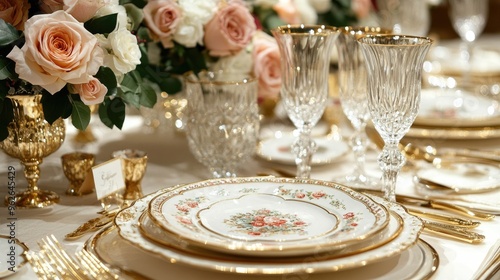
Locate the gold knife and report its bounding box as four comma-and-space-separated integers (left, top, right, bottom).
408, 208, 481, 228
423, 220, 485, 244
65, 209, 118, 240
359, 189, 495, 221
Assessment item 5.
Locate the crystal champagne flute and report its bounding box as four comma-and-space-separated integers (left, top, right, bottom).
448, 0, 489, 84
358, 35, 433, 201
272, 25, 339, 178
335, 26, 391, 188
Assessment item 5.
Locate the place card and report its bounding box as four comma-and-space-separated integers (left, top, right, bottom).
91, 158, 125, 200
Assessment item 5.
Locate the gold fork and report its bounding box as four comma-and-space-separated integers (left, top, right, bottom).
25, 251, 61, 280
38, 235, 87, 280
75, 249, 119, 280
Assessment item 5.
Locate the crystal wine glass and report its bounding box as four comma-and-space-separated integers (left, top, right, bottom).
448, 0, 489, 84
335, 26, 391, 188
376, 0, 431, 36
358, 35, 433, 202
272, 25, 339, 178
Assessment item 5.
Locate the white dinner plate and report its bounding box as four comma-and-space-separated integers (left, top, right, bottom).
147, 177, 390, 257
0, 235, 28, 278
415, 87, 500, 128
416, 162, 500, 194
112, 189, 424, 275
256, 135, 349, 165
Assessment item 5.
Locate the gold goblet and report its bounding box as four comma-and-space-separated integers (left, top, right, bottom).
0, 94, 65, 208
61, 152, 95, 196
111, 149, 147, 201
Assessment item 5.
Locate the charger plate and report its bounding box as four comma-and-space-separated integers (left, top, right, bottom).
146, 177, 390, 257
256, 135, 349, 165
0, 235, 28, 278
112, 190, 425, 275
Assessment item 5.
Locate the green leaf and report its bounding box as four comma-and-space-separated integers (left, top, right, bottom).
84, 14, 118, 34
41, 91, 72, 124
107, 98, 126, 129
70, 100, 91, 130
122, 90, 140, 108
139, 83, 157, 108
95, 67, 118, 96
0, 57, 15, 80
159, 76, 182, 94
119, 72, 139, 93
0, 19, 19, 46
98, 100, 113, 128
124, 3, 144, 31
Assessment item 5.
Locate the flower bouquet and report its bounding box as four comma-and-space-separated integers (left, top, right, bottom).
0, 0, 157, 141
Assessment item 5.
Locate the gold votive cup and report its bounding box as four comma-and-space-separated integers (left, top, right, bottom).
61, 152, 95, 196
111, 149, 147, 201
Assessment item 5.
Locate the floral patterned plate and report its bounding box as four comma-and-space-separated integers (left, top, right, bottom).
147, 177, 390, 257
256, 135, 349, 165
113, 189, 424, 274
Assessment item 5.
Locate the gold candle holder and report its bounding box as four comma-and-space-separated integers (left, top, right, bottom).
61, 152, 95, 196
112, 149, 147, 201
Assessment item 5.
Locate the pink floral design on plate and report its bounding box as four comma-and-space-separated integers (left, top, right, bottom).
223, 208, 308, 237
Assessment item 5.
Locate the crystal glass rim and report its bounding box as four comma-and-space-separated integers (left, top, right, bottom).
184, 70, 256, 85
357, 34, 433, 46
271, 24, 339, 36
339, 26, 393, 38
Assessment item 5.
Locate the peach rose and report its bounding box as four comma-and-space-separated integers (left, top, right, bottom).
143, 0, 182, 48
73, 77, 108, 105
204, 0, 256, 57
252, 32, 281, 100
39, 0, 64, 13
0, 0, 30, 30
7, 10, 104, 94
273, 0, 300, 24
63, 0, 106, 22
352, 0, 373, 19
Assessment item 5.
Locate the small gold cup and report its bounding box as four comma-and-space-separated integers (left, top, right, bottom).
111, 149, 147, 201
61, 152, 95, 196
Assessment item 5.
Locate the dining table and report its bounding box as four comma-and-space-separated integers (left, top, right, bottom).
0, 107, 499, 280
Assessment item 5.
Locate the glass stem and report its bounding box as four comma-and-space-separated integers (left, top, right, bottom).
293, 125, 316, 178
378, 142, 406, 202
349, 124, 370, 181
460, 41, 473, 85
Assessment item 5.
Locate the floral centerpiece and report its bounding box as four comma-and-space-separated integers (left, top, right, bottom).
0, 0, 157, 141
122, 0, 282, 106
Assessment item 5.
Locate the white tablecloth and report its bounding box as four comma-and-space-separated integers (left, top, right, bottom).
0, 115, 499, 280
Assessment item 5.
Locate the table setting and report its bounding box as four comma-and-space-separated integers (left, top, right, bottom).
0, 1, 500, 280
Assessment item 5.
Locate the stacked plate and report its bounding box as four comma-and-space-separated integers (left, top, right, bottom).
90, 177, 438, 279
408, 87, 500, 139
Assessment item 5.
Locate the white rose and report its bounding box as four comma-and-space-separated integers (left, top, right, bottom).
100, 29, 141, 78
95, 2, 129, 30
295, 0, 317, 24
174, 0, 218, 47
210, 48, 253, 74
309, 0, 331, 13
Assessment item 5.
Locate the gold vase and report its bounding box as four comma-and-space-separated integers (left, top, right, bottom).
0, 94, 66, 208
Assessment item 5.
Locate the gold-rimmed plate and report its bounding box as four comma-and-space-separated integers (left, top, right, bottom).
146, 177, 390, 257
415, 87, 500, 128
111, 190, 426, 275
0, 235, 28, 278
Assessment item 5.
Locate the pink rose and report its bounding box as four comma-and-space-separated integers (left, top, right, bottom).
273, 0, 300, 24
252, 32, 281, 100
352, 0, 373, 19
63, 0, 106, 22
39, 0, 64, 13
7, 11, 104, 94
204, 0, 256, 57
73, 77, 107, 105
143, 0, 182, 48
0, 0, 30, 30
